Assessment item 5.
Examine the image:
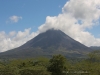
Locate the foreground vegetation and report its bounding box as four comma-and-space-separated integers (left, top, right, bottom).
0, 51, 100, 75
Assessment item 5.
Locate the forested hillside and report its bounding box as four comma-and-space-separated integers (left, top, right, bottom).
0, 51, 100, 75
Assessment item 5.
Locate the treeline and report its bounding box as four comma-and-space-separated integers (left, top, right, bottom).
0, 51, 100, 75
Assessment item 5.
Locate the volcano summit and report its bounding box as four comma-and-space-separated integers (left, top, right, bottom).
0, 29, 91, 58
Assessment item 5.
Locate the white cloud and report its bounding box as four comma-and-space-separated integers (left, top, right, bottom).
9, 31, 16, 37
0, 28, 38, 52
8, 15, 22, 23
1, 0, 100, 52
38, 0, 100, 47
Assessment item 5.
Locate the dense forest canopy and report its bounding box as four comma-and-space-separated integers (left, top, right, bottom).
0, 51, 100, 75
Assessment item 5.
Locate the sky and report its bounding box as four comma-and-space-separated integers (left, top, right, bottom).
0, 0, 100, 52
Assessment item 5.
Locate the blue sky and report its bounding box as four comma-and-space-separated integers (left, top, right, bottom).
0, 0, 67, 32
87, 25, 100, 38
0, 0, 100, 52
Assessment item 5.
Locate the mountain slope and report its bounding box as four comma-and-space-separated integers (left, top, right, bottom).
0, 29, 91, 58
20, 29, 90, 50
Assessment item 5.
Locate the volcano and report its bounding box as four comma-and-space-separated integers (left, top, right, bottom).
0, 29, 91, 58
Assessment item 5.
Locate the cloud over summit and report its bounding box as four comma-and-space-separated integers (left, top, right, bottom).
0, 0, 100, 52
38, 0, 100, 46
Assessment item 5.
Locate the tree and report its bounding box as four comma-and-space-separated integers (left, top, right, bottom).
87, 51, 100, 75
47, 54, 67, 75
19, 67, 50, 75
88, 50, 100, 62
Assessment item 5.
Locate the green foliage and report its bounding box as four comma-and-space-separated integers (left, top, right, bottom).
73, 51, 100, 75
33, 57, 49, 67
87, 51, 100, 75
19, 67, 50, 75
0, 66, 19, 75
0, 52, 100, 75
48, 54, 67, 75
88, 50, 100, 62
0, 57, 50, 75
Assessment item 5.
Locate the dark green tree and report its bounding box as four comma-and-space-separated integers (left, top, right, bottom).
47, 54, 67, 75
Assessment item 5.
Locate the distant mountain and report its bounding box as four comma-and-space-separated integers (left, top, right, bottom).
90, 46, 100, 50
0, 29, 91, 58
